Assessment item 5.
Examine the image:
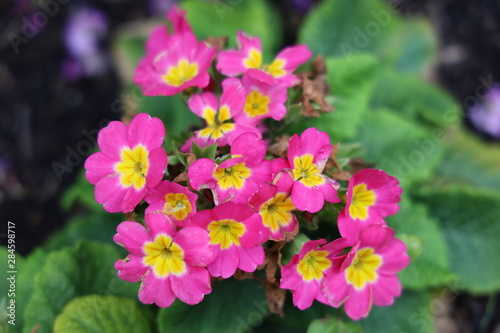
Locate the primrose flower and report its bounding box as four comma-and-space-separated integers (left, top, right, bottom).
217, 31, 312, 87
113, 213, 215, 307
284, 127, 341, 213
234, 73, 288, 126
84, 113, 168, 213
338, 169, 402, 239
188, 202, 268, 278
145, 180, 197, 227
188, 133, 272, 204
249, 175, 297, 240
280, 239, 346, 310
188, 78, 261, 146
322, 224, 409, 320
134, 6, 216, 96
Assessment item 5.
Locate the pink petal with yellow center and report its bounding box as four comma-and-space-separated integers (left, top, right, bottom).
127, 113, 166, 150
94, 176, 142, 213
145, 147, 168, 187
291, 181, 325, 213
97, 120, 128, 160
175, 227, 214, 267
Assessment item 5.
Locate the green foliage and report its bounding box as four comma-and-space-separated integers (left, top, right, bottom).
181, 0, 282, 57
388, 197, 455, 289
370, 69, 460, 127
358, 291, 433, 333
435, 129, 500, 191
23, 241, 138, 333
307, 317, 363, 333
158, 278, 269, 333
299, 0, 436, 74
53, 295, 153, 333
413, 186, 500, 294
285, 53, 378, 142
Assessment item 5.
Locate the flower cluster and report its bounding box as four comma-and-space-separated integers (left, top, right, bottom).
84, 7, 409, 321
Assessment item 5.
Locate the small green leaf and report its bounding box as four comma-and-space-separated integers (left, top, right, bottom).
158, 278, 269, 333
192, 142, 218, 160
23, 241, 138, 333
280, 233, 311, 266
307, 317, 362, 333
53, 295, 153, 333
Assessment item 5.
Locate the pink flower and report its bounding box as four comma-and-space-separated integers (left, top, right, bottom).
133, 7, 216, 96
188, 78, 261, 147
285, 127, 340, 213
85, 113, 168, 213
234, 73, 288, 126
217, 31, 312, 87
280, 239, 346, 310
249, 175, 297, 240
188, 133, 272, 204
322, 224, 409, 320
145, 180, 197, 227
113, 213, 215, 307
338, 169, 402, 239
188, 202, 268, 278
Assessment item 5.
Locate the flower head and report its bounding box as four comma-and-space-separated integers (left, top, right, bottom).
85, 113, 168, 213
145, 180, 198, 227
113, 213, 215, 307
217, 31, 312, 87
280, 239, 346, 310
188, 78, 261, 146
338, 169, 402, 239
134, 6, 216, 96
285, 127, 341, 213
322, 224, 409, 320
188, 133, 272, 204
188, 202, 268, 278
249, 175, 297, 240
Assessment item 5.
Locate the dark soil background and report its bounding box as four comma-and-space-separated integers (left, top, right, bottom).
1, 0, 499, 332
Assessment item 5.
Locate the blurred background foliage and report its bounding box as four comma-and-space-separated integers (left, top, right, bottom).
1, 0, 500, 332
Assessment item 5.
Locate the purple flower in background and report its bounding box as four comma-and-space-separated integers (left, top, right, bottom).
149, 0, 177, 16
469, 85, 500, 139
62, 7, 108, 80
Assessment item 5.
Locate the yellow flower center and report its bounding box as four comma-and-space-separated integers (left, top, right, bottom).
297, 250, 331, 281
163, 193, 192, 221
292, 155, 325, 187
213, 163, 251, 190
243, 48, 286, 78
349, 184, 376, 220
260, 193, 295, 232
143, 234, 186, 277
115, 145, 149, 190
208, 219, 246, 249
244, 91, 270, 117
198, 106, 235, 140
345, 247, 382, 290
163, 59, 199, 87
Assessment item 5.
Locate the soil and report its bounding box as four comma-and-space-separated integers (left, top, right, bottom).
0, 0, 499, 332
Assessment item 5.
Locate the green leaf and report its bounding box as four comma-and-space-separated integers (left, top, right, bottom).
285, 54, 378, 142
42, 212, 121, 252
192, 142, 218, 160
413, 186, 500, 294
53, 295, 153, 333
23, 241, 138, 333
307, 317, 362, 333
158, 278, 269, 333
358, 291, 433, 333
387, 197, 455, 289
299, 0, 436, 73
354, 109, 443, 185
370, 69, 460, 127
435, 129, 500, 191
181, 0, 282, 57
